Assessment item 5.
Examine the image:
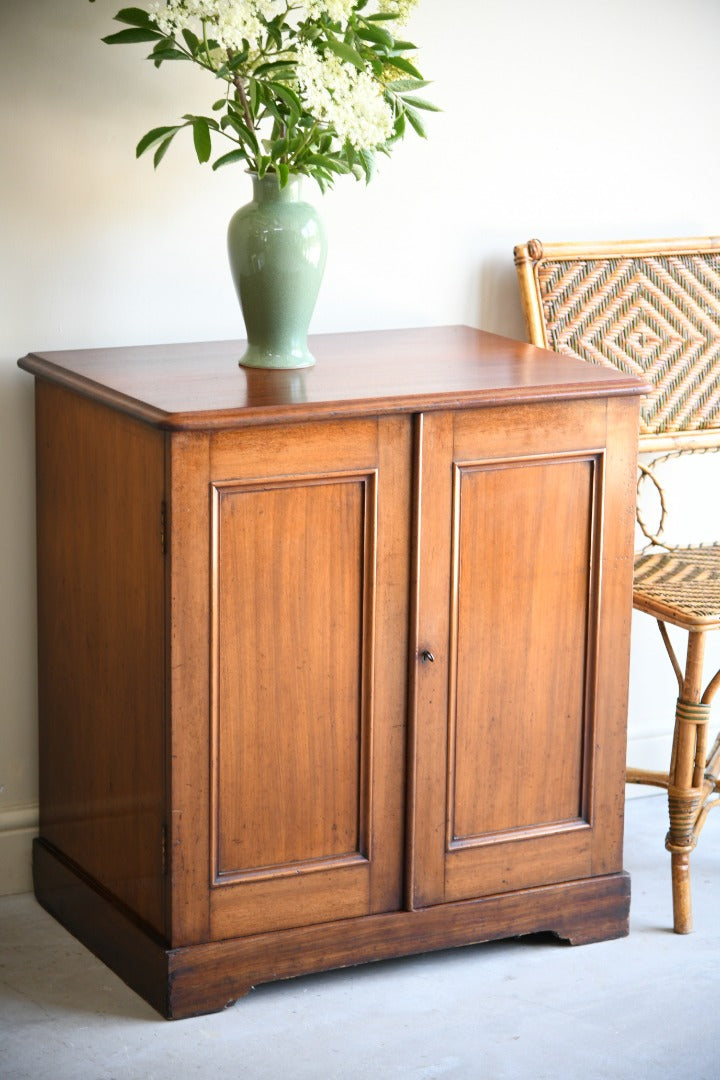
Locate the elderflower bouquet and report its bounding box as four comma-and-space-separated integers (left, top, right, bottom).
95, 1, 436, 189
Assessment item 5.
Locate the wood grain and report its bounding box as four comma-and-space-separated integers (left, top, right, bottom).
19, 326, 644, 431
173, 417, 411, 941
34, 382, 166, 935
213, 475, 369, 875
450, 453, 595, 838
409, 399, 635, 907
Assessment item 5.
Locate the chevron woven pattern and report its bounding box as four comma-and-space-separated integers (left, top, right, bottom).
634, 546, 720, 622
536, 254, 720, 435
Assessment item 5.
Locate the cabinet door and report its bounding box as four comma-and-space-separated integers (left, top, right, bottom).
168, 416, 411, 944
408, 400, 638, 908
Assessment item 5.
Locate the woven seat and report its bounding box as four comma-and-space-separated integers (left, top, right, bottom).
634, 547, 720, 627
515, 237, 720, 933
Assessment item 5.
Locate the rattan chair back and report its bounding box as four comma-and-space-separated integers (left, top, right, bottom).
514, 237, 720, 451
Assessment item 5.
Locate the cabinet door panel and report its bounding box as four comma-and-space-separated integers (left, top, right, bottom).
169, 417, 411, 943
410, 402, 636, 907
451, 455, 593, 841
213, 475, 370, 879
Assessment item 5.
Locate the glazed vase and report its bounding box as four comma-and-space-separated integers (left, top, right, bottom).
227, 173, 327, 370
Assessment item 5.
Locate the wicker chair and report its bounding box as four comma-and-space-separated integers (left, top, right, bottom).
514, 237, 720, 933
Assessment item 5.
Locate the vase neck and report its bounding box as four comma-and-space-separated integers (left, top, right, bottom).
251, 172, 302, 203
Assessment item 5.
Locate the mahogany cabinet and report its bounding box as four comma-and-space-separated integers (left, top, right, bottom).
19, 326, 646, 1019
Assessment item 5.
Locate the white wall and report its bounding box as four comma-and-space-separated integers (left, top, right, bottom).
1, 0, 719, 893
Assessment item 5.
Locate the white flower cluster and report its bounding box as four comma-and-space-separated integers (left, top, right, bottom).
296, 43, 394, 151
303, 1, 418, 25
304, 0, 356, 22
148, 2, 420, 47
148, 0, 282, 51
375, 0, 418, 24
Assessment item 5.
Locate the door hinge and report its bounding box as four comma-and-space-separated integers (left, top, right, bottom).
160, 500, 167, 556
161, 823, 168, 877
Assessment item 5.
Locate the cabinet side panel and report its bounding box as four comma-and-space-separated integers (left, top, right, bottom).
589, 396, 641, 876
35, 381, 166, 936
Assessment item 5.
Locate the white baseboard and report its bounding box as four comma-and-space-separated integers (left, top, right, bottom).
0, 804, 38, 896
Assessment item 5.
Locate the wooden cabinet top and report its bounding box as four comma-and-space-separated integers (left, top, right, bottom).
18, 325, 647, 431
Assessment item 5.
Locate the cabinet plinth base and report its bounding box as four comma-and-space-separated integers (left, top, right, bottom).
33, 838, 630, 1021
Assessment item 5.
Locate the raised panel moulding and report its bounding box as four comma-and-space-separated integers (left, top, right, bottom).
446, 451, 605, 848
210, 471, 378, 885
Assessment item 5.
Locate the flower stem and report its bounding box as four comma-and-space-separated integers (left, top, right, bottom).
234, 77, 255, 134
289, 122, 318, 168
226, 48, 256, 136
201, 18, 215, 69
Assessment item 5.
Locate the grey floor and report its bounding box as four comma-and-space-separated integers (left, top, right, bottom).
1, 794, 718, 1080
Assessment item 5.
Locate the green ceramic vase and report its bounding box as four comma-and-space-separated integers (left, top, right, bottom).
227, 173, 327, 369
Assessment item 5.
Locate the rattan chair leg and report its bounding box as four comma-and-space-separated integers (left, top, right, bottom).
665, 631, 710, 934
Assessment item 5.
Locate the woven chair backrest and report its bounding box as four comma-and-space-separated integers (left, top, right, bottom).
514, 237, 720, 449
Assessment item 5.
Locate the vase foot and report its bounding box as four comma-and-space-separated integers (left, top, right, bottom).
239, 344, 316, 370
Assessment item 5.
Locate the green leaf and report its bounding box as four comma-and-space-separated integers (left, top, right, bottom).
153, 135, 176, 168
256, 154, 272, 178
252, 61, 296, 79
212, 98, 227, 111
398, 96, 441, 112
267, 23, 283, 50
367, 56, 384, 78
357, 25, 394, 48
212, 149, 249, 171
192, 118, 212, 163
305, 154, 351, 175
262, 98, 285, 127
271, 137, 289, 161
403, 107, 427, 138
136, 125, 179, 158
227, 48, 250, 70
267, 81, 302, 121
277, 163, 290, 188
221, 113, 259, 153
182, 28, 200, 52
387, 78, 432, 92
325, 39, 366, 72
182, 113, 219, 129
386, 55, 423, 79
113, 7, 156, 29
248, 78, 260, 115
365, 12, 398, 20
150, 45, 189, 62
357, 148, 376, 183
102, 28, 163, 45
